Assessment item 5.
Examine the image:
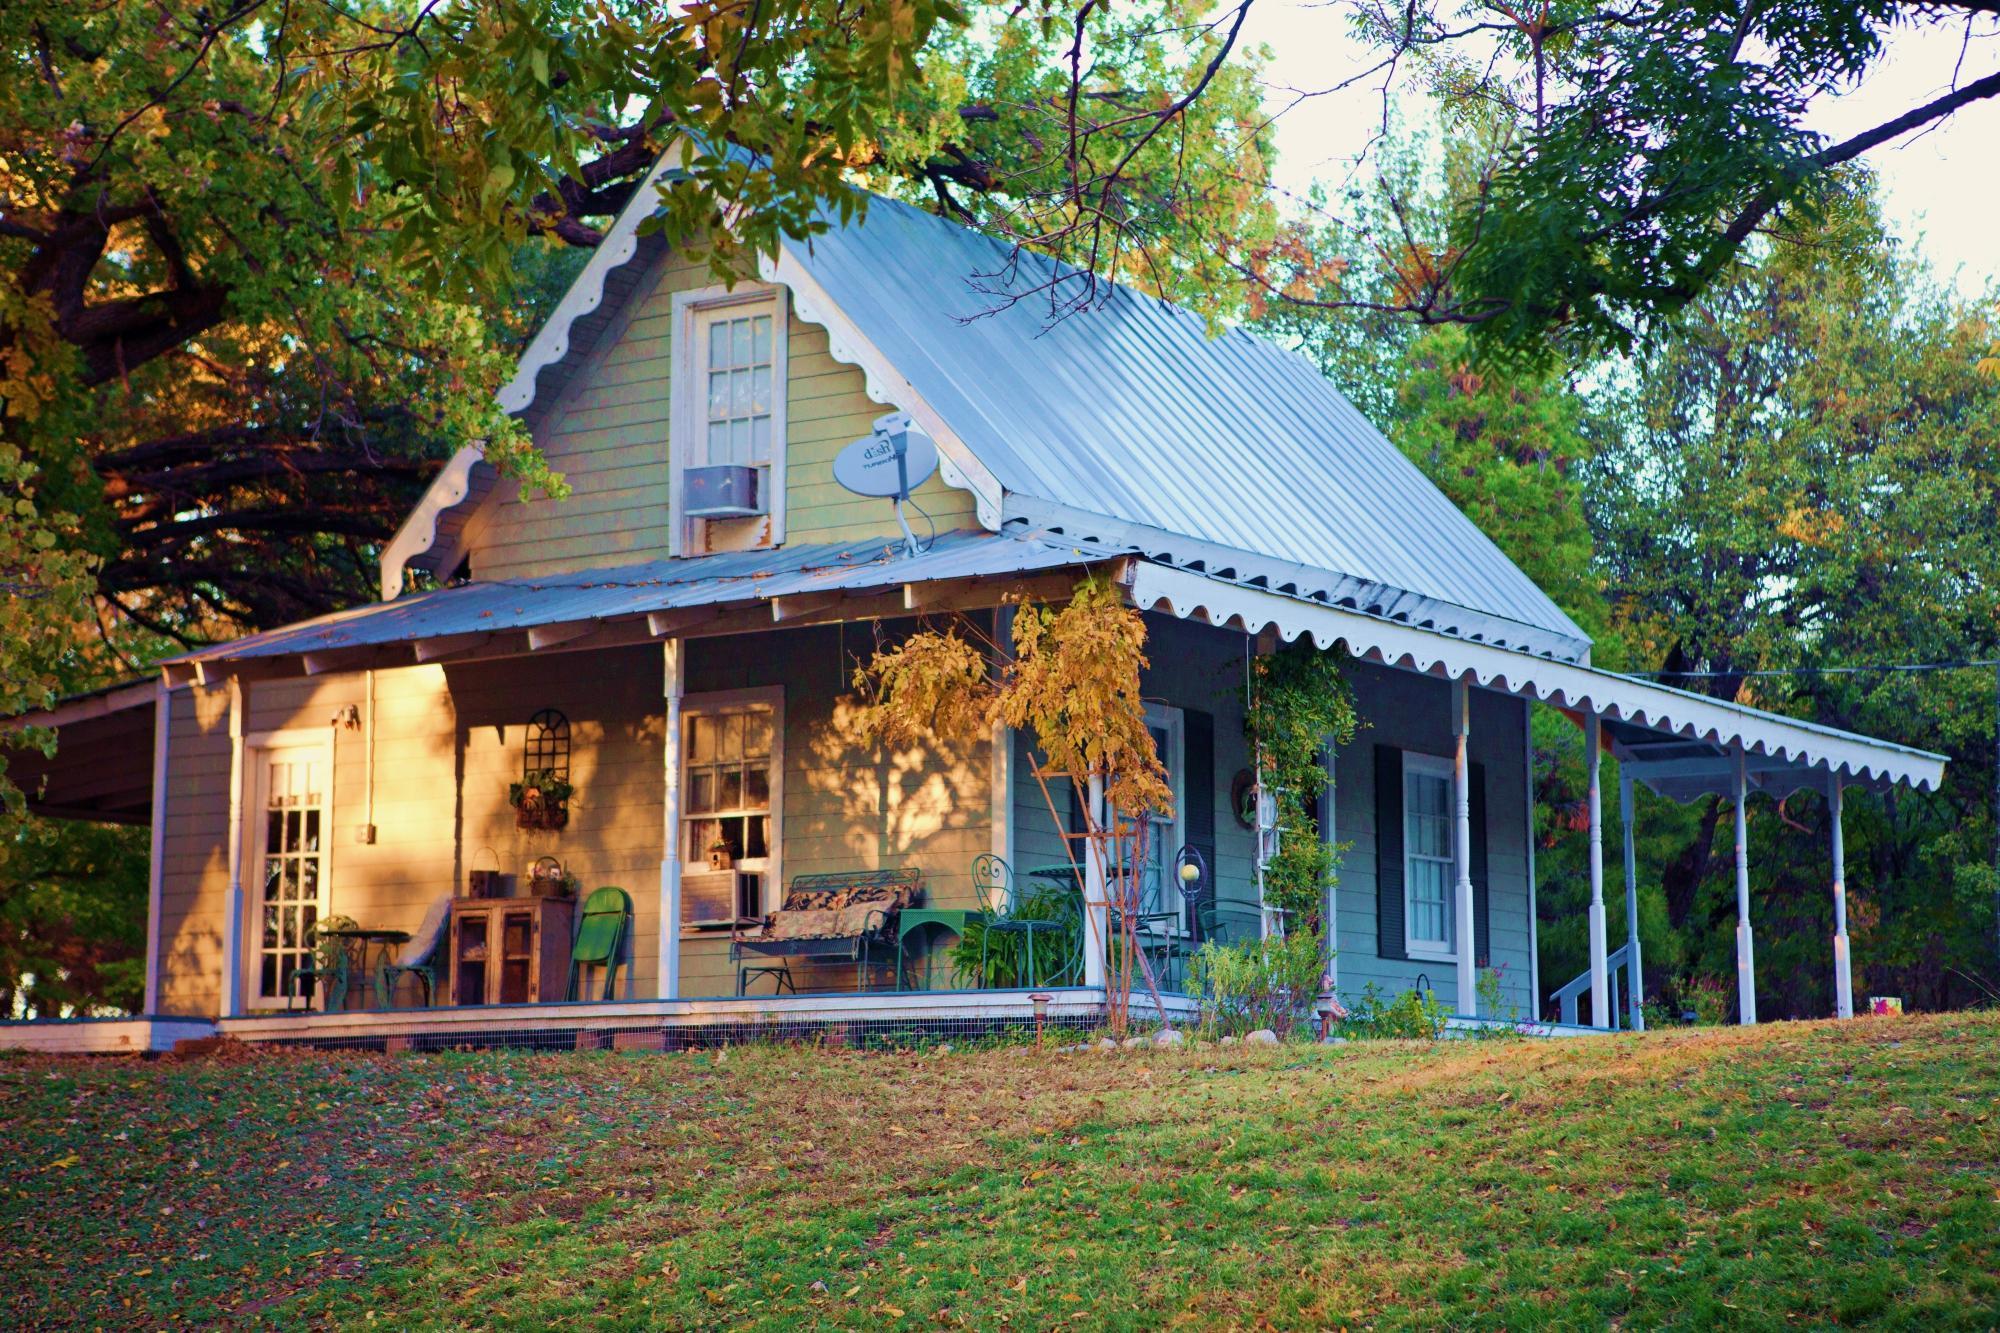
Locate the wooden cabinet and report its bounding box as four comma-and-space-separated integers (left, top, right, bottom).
449, 897, 575, 1006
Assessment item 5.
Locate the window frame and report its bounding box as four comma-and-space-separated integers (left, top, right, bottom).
678, 686, 784, 917
1400, 750, 1458, 963
669, 285, 789, 554
240, 730, 335, 1011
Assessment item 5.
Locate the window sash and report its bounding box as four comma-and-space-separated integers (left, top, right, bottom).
1403, 760, 1456, 956
693, 304, 778, 469
680, 703, 776, 868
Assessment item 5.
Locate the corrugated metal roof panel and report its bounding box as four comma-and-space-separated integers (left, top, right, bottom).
169, 530, 1116, 665
785, 196, 1590, 660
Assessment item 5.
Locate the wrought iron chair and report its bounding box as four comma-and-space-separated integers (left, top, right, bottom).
970, 854, 1081, 988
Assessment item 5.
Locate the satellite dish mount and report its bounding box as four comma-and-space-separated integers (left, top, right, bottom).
831, 412, 941, 558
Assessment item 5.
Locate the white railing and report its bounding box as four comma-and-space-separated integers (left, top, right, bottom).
1550, 942, 1638, 1029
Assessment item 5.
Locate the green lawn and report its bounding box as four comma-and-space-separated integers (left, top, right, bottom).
4, 1012, 1997, 1329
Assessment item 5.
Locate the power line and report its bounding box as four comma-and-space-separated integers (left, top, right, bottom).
1625, 659, 2000, 679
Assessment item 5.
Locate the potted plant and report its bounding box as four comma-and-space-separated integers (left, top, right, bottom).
509, 768, 573, 830
706, 835, 733, 872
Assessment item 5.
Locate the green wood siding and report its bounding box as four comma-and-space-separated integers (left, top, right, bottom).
466, 255, 977, 582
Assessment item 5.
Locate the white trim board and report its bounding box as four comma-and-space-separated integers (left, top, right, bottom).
1127, 563, 1945, 797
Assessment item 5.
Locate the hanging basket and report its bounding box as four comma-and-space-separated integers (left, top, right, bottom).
514, 797, 569, 831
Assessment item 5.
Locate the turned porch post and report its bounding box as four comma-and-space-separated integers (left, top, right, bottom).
1830, 777, 1854, 1019
660, 638, 685, 1000
1453, 677, 1478, 1017
1083, 772, 1109, 991
1587, 710, 1609, 1029
1734, 747, 1758, 1026
221, 676, 247, 1019
1621, 771, 1644, 1032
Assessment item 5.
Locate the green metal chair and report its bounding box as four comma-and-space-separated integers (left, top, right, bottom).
289, 934, 349, 1012
970, 854, 1080, 988
567, 886, 632, 1001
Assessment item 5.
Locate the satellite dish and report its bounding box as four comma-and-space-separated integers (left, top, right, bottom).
832, 412, 939, 500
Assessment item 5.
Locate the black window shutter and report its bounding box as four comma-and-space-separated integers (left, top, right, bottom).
1183, 709, 1215, 868
1374, 745, 1406, 961
1471, 760, 1490, 968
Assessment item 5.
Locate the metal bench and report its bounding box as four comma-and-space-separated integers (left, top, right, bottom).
730, 868, 924, 995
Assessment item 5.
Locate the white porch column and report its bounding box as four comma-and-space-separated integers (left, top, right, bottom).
1453, 677, 1477, 1017
1830, 777, 1853, 1019
221, 677, 247, 1019
1083, 772, 1108, 991
659, 638, 685, 1000
1523, 702, 1540, 1012
144, 681, 170, 1016
1320, 741, 1339, 992
1586, 710, 1609, 1028
1620, 771, 1644, 1032
1734, 746, 1758, 1025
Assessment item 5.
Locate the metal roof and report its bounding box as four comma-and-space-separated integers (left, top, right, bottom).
783, 196, 1592, 660
168, 530, 1118, 666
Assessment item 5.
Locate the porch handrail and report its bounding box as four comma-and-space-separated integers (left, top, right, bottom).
1550, 942, 1634, 1029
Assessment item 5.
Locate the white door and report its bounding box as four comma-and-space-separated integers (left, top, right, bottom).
248, 744, 330, 1005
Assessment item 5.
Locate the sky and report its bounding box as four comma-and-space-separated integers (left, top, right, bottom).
1239, 4, 2000, 299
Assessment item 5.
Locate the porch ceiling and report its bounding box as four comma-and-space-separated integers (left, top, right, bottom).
161, 529, 1127, 686
1126, 562, 1946, 799
3, 679, 157, 824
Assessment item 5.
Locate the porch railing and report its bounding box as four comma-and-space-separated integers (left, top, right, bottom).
1550, 942, 1640, 1029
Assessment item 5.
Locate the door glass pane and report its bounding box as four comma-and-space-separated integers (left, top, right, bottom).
255, 751, 328, 1002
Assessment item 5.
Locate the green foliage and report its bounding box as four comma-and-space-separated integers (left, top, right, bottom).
1241, 643, 1358, 929
0, 816, 146, 1017
1330, 981, 1451, 1042
506, 770, 575, 810
1475, 964, 1519, 1027
950, 884, 1082, 989
1389, 326, 1617, 659
1184, 928, 1326, 1039
1682, 976, 1734, 1028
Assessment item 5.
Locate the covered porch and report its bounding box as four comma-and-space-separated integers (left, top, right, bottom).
1124, 561, 1948, 1029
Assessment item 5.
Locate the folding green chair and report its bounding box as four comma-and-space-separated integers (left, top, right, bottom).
567, 886, 632, 1000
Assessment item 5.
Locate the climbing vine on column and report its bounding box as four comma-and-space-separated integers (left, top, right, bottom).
1242, 640, 1360, 934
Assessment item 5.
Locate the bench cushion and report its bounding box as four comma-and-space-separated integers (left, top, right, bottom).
779, 881, 919, 914
766, 903, 888, 941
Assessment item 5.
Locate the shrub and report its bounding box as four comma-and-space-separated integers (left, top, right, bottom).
1332, 982, 1450, 1041
1185, 928, 1326, 1039
1683, 975, 1733, 1026
950, 883, 1082, 988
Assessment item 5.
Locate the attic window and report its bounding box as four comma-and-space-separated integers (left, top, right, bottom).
671, 286, 788, 554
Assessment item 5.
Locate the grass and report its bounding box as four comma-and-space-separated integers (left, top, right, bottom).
3, 1012, 1997, 1330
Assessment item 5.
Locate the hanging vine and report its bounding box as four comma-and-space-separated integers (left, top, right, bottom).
1243, 640, 1361, 934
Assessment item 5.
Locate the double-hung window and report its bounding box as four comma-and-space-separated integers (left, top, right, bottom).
671, 287, 788, 551
1402, 752, 1457, 960
680, 692, 781, 917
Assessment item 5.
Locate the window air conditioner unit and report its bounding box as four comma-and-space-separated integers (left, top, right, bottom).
684, 464, 765, 519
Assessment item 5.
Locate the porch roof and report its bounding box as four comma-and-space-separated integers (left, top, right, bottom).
1126, 562, 1946, 799
161, 529, 1121, 683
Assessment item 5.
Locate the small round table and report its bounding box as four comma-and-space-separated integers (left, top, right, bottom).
315, 925, 410, 1010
